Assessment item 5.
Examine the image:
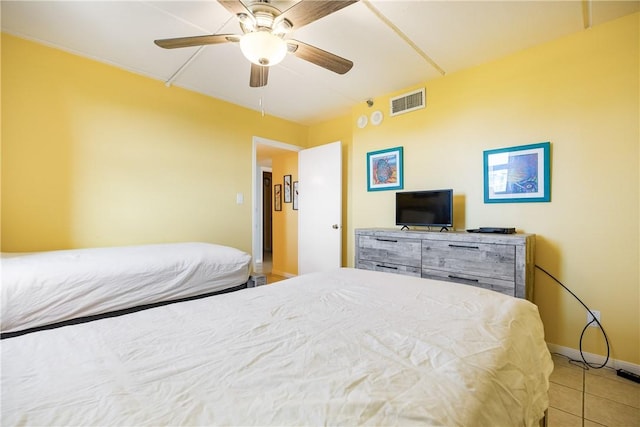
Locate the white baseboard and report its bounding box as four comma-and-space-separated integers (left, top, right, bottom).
547, 343, 640, 375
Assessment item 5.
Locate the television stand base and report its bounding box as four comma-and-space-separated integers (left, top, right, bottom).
399, 225, 449, 232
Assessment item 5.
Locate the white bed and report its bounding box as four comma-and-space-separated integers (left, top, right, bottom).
1, 267, 552, 426
1, 242, 252, 337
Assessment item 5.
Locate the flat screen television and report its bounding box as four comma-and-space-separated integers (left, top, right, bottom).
396, 189, 453, 230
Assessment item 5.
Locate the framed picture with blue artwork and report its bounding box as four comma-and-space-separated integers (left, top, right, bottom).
483, 142, 551, 203
367, 146, 404, 191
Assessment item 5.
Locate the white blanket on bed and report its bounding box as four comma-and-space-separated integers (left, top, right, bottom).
1, 268, 552, 426
1, 242, 251, 333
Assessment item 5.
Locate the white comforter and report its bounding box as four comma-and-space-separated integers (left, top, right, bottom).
1, 268, 552, 426
1, 242, 251, 333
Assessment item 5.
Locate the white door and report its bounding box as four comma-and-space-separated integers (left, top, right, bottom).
298, 141, 342, 274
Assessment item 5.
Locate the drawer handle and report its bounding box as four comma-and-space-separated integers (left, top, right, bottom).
448, 275, 479, 283
377, 264, 398, 270
376, 238, 398, 243
448, 244, 479, 250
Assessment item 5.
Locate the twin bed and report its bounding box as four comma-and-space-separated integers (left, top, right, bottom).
1, 242, 552, 426
1, 242, 252, 338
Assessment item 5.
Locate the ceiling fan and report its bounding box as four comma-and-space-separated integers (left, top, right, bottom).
154, 0, 359, 88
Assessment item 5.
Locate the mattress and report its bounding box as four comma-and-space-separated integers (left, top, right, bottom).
1, 268, 552, 426
1, 242, 251, 335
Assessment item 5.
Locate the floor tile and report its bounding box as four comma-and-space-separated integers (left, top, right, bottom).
583, 420, 607, 427
585, 369, 640, 409
549, 381, 583, 417
584, 393, 640, 426
547, 407, 582, 427
266, 273, 287, 284
587, 365, 639, 384
550, 355, 584, 391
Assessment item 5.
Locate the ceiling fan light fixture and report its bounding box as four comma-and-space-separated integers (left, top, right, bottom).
272, 18, 293, 35
240, 31, 287, 66
237, 13, 256, 32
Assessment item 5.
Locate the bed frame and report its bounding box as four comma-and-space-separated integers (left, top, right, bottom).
1, 282, 247, 339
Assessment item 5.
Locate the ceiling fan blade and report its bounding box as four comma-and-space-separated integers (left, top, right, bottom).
217, 0, 252, 17
279, 0, 359, 30
154, 34, 239, 49
287, 40, 353, 75
250, 63, 269, 88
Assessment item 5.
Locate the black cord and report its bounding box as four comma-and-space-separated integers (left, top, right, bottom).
535, 265, 610, 369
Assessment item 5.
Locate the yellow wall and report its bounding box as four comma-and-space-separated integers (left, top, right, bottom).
347, 13, 639, 364
1, 34, 307, 254
271, 150, 298, 277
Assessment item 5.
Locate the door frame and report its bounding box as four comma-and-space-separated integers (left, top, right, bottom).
251, 136, 301, 271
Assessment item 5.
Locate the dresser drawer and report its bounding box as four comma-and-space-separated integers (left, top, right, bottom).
422, 240, 515, 281
422, 268, 516, 297
358, 236, 421, 268
358, 260, 422, 277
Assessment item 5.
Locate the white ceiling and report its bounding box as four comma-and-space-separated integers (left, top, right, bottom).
2, 0, 638, 125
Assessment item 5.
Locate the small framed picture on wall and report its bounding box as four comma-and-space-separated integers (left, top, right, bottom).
284, 175, 292, 203
293, 181, 299, 210
366, 146, 404, 192
274, 184, 282, 211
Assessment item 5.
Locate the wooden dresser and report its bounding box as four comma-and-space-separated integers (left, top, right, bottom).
355, 228, 535, 300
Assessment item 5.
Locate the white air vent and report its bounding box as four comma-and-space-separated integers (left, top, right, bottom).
390, 88, 426, 117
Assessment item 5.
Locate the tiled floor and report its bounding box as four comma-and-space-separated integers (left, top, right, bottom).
549, 354, 640, 426
265, 272, 287, 284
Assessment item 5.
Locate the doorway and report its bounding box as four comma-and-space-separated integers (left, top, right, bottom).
252, 137, 301, 273
252, 138, 343, 276
262, 171, 272, 266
